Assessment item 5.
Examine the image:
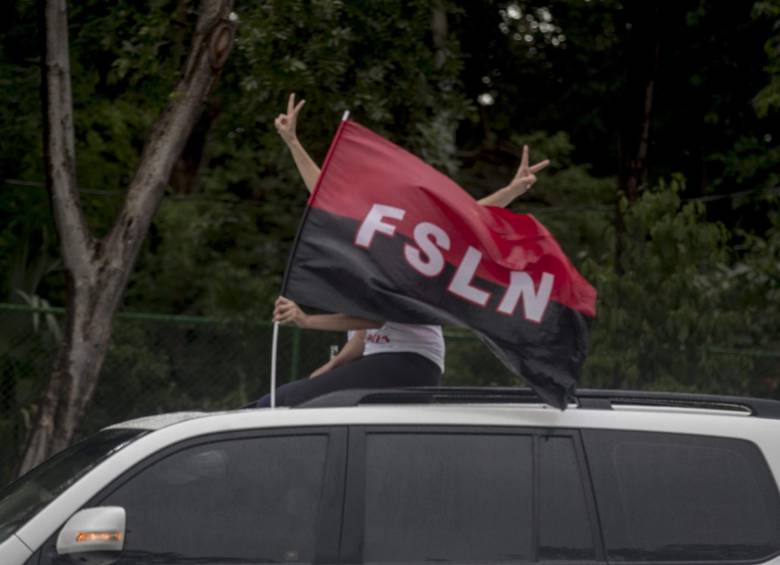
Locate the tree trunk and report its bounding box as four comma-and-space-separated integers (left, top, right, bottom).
615, 4, 662, 274
170, 102, 221, 195
17, 0, 235, 476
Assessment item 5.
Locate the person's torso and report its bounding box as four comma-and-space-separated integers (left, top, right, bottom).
363, 323, 445, 372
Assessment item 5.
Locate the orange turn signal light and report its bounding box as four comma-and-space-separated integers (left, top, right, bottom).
76, 531, 123, 543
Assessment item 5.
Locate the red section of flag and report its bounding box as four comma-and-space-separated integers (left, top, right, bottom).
308, 120, 596, 317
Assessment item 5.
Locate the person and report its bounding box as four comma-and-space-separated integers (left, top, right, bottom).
254, 94, 549, 407
255, 302, 445, 407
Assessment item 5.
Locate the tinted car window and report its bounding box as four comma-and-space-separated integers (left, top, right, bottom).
363, 432, 534, 563
539, 436, 596, 560
584, 430, 780, 562
97, 434, 329, 564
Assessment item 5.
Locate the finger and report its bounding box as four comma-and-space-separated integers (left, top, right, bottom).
521, 145, 529, 169
276, 309, 291, 321
288, 93, 297, 115
529, 159, 550, 174
294, 99, 306, 115
278, 305, 292, 316
518, 174, 536, 186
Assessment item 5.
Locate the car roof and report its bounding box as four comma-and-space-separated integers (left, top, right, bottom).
104, 411, 218, 431
102, 387, 780, 433
301, 387, 780, 418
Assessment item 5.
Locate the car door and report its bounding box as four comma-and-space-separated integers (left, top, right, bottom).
340, 425, 604, 564
34, 426, 347, 565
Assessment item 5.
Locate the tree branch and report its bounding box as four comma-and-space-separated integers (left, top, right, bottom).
104, 0, 235, 266
42, 0, 93, 280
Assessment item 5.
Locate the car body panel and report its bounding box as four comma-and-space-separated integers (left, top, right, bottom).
0, 535, 32, 563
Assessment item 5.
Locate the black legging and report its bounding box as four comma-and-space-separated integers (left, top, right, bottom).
254, 352, 442, 407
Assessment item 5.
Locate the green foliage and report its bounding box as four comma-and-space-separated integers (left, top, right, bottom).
442, 331, 523, 387
581, 177, 774, 396
753, 0, 780, 117
730, 206, 780, 392
0, 1, 55, 303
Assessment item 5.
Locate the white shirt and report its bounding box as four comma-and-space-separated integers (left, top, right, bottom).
362, 323, 445, 372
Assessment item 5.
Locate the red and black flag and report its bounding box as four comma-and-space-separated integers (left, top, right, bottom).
282, 120, 597, 408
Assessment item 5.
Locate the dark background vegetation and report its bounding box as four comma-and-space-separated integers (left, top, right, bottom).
1, 0, 779, 479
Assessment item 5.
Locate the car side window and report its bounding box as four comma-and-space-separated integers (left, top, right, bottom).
356, 429, 597, 564
583, 430, 780, 562
363, 432, 534, 563
46, 433, 330, 565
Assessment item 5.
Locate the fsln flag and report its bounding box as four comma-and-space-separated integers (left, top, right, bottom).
283, 120, 597, 408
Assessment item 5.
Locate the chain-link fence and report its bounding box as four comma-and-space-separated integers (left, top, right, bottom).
0, 303, 513, 485
4, 303, 777, 486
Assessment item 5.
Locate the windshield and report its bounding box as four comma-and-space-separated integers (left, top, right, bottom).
0, 428, 144, 544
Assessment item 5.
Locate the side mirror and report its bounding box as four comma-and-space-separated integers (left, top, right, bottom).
56, 506, 125, 561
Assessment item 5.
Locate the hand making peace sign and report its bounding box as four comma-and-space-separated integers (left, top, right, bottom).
506, 145, 550, 197
274, 92, 306, 145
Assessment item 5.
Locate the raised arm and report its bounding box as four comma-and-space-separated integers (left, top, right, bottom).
478, 145, 550, 208
275, 93, 321, 193
273, 296, 383, 331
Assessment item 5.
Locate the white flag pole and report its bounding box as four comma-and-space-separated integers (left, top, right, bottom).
270, 321, 279, 408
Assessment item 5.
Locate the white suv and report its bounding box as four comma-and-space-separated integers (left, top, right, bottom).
1, 388, 779, 565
